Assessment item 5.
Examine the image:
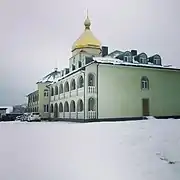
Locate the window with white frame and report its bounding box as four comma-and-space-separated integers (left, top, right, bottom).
140, 57, 147, 64
141, 76, 149, 90
154, 56, 161, 65
124, 56, 128, 62
44, 104, 49, 112
44, 89, 48, 97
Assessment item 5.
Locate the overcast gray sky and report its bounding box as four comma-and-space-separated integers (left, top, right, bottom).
0, 0, 179, 106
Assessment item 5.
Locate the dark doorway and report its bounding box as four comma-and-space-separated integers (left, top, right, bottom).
142, 98, 149, 116
54, 103, 58, 118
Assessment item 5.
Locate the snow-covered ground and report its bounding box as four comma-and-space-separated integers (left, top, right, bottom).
0, 119, 180, 180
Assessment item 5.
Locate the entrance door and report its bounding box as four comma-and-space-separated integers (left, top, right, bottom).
142, 98, 149, 116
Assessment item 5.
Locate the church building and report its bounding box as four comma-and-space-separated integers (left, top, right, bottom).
27, 14, 180, 120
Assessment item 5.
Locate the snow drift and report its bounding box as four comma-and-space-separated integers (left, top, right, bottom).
0, 119, 179, 180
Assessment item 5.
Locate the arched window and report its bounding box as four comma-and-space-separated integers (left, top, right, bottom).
139, 53, 148, 64
64, 81, 69, 92
50, 104, 53, 113
64, 101, 69, 112
72, 64, 75, 71
78, 61, 82, 68
70, 100, 75, 112
78, 76, 84, 88
70, 79, 76, 90
88, 73, 95, 86
44, 89, 48, 97
88, 97, 95, 111
141, 76, 149, 90
54, 103, 58, 118
59, 83, 63, 94
77, 99, 83, 112
59, 102, 63, 112
51, 87, 54, 96
55, 86, 58, 95
153, 55, 161, 65
124, 51, 132, 62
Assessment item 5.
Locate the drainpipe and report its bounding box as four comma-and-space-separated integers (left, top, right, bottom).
96, 63, 99, 120
46, 85, 51, 120
80, 68, 86, 122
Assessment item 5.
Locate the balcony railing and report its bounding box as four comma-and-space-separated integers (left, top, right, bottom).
77, 87, 84, 96
70, 89, 77, 97
70, 112, 77, 119
59, 93, 64, 99
55, 95, 58, 101
64, 112, 70, 119
59, 112, 63, 118
77, 112, 84, 119
88, 86, 96, 93
88, 111, 96, 119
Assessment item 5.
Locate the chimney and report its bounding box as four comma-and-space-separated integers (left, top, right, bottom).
131, 50, 137, 56
102, 46, 108, 57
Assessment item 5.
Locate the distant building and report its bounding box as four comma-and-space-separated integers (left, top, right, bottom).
27, 13, 180, 120
27, 69, 61, 119
0, 108, 7, 118
13, 104, 27, 114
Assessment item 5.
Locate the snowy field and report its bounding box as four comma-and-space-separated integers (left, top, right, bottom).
0, 118, 180, 180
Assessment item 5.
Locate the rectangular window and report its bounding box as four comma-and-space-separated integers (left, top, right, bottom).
46, 104, 49, 112
44, 105, 46, 112
44, 105, 49, 112
124, 56, 128, 62
44, 90, 48, 97
140, 58, 147, 64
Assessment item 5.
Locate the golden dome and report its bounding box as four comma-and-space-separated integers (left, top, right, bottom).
72, 14, 101, 51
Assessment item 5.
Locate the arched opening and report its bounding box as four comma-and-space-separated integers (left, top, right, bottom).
139, 53, 148, 64
44, 89, 48, 97
141, 76, 149, 90
70, 100, 75, 112
55, 86, 58, 95
124, 51, 132, 62
78, 61, 82, 68
50, 104, 53, 113
54, 103, 58, 118
72, 64, 75, 71
51, 87, 54, 96
153, 54, 161, 65
70, 79, 76, 90
64, 101, 69, 112
59, 102, 63, 112
59, 83, 63, 94
88, 97, 95, 111
64, 81, 69, 92
88, 73, 95, 86
77, 99, 83, 112
78, 76, 84, 88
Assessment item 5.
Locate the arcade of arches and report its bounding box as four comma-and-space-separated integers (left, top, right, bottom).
50, 73, 95, 96
50, 97, 96, 118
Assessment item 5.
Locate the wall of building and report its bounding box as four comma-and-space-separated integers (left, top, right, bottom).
85, 63, 97, 119
0, 110, 6, 118
27, 91, 39, 112
49, 71, 85, 119
49, 62, 98, 120
37, 82, 50, 119
71, 47, 101, 57
98, 64, 180, 118
69, 50, 100, 72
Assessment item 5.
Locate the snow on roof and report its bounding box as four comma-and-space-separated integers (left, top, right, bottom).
37, 69, 61, 84
93, 57, 178, 70
0, 106, 13, 113
0, 118, 180, 179
47, 56, 179, 87
48, 61, 95, 86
